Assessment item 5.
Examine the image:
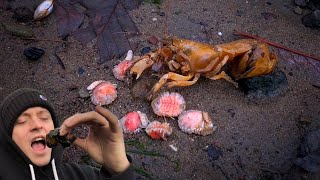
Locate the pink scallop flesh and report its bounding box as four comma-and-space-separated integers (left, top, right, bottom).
145, 121, 172, 140
87, 81, 117, 106
120, 111, 149, 134
151, 92, 186, 117
178, 110, 215, 136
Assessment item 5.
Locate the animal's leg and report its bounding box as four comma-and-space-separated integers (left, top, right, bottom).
167, 73, 201, 88
147, 72, 194, 100
205, 55, 229, 78
196, 57, 220, 73
231, 50, 251, 77
209, 71, 238, 88
130, 55, 155, 79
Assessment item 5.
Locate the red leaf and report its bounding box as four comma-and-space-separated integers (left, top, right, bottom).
55, 1, 84, 39
56, 0, 142, 63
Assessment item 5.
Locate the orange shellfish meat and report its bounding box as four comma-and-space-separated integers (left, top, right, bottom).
87, 80, 117, 106
178, 110, 216, 136
120, 111, 149, 134
151, 92, 186, 117
145, 121, 172, 140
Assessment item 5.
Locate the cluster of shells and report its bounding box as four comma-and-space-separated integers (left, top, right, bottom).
85, 51, 217, 140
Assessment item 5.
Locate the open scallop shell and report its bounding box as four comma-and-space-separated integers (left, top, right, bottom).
120, 111, 150, 134
113, 50, 134, 81
151, 92, 186, 117
145, 121, 172, 140
87, 80, 117, 106
178, 110, 216, 136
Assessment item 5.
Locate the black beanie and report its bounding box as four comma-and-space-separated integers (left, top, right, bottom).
0, 88, 58, 136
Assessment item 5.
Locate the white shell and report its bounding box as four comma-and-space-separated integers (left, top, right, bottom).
87, 80, 106, 91
34, 0, 54, 20
125, 50, 133, 61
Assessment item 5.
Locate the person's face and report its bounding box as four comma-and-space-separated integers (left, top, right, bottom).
12, 107, 54, 166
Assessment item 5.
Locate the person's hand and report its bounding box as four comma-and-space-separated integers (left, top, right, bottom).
59, 106, 130, 174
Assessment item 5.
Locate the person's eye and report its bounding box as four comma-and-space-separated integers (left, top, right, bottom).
16, 119, 27, 124
40, 117, 50, 121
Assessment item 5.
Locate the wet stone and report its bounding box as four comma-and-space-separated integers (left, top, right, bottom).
159, 12, 165, 16
23, 47, 45, 60
238, 68, 288, 101
140, 47, 151, 55
206, 144, 223, 161
78, 67, 86, 76
148, 36, 159, 45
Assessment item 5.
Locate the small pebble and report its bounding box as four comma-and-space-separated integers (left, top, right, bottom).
148, 36, 159, 45
23, 47, 45, 60
152, 17, 157, 21
78, 67, 86, 76
159, 12, 165, 16
218, 32, 223, 36
140, 47, 152, 55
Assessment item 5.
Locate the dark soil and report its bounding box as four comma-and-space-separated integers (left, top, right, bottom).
1, 0, 320, 179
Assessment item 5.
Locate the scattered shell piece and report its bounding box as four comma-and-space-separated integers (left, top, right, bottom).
120, 111, 150, 134
169, 144, 178, 152
218, 32, 223, 36
151, 92, 186, 117
34, 0, 54, 20
178, 110, 216, 136
145, 121, 172, 140
113, 50, 134, 81
87, 80, 117, 106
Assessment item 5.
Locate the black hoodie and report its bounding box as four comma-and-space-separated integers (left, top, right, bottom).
0, 125, 134, 180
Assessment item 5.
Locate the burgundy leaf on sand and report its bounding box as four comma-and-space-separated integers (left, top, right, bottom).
56, 0, 142, 63
55, 1, 84, 39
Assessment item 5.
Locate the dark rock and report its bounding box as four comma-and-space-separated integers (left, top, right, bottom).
23, 47, 45, 60
140, 46, 152, 55
238, 69, 288, 100
78, 67, 86, 76
302, 10, 320, 28
206, 144, 223, 161
130, 80, 152, 99
159, 12, 165, 16
13, 7, 33, 22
